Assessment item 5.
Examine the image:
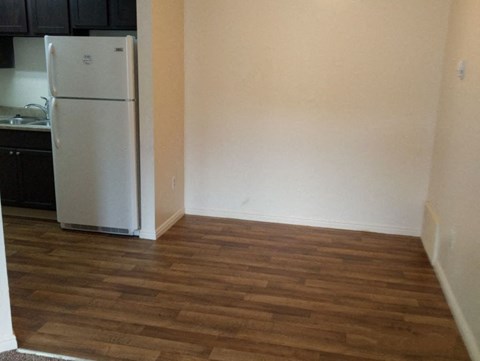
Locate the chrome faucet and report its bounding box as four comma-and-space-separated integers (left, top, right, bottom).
24, 96, 49, 120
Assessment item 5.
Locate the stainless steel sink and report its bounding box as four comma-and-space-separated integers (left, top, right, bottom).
0, 115, 49, 127
28, 120, 50, 126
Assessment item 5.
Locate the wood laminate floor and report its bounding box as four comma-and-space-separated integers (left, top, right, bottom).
3, 215, 471, 361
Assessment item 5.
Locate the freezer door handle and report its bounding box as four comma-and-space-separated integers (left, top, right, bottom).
51, 98, 60, 149
47, 43, 57, 97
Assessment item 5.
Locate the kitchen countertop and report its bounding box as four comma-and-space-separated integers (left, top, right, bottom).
0, 105, 50, 132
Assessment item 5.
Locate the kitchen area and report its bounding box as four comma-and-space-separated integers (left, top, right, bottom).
0, 1, 188, 357
0, 0, 138, 231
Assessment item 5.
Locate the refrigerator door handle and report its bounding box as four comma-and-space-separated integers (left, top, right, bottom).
47, 43, 57, 96
51, 98, 60, 149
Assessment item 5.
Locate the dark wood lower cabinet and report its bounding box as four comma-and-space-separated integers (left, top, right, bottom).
0, 148, 20, 204
17, 149, 56, 209
0, 130, 56, 210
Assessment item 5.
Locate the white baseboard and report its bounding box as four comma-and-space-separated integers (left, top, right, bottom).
0, 335, 17, 353
155, 208, 185, 238
185, 207, 419, 236
434, 263, 480, 361
138, 208, 184, 240
18, 348, 90, 361
138, 229, 157, 240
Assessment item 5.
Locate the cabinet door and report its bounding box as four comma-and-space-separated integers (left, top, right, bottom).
0, 0, 28, 33
0, 38, 15, 68
28, 0, 70, 35
0, 148, 20, 206
70, 0, 108, 28
109, 0, 136, 29
17, 149, 56, 210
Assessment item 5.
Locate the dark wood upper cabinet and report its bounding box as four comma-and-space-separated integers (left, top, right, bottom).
0, 0, 136, 38
70, 0, 136, 30
28, 0, 70, 35
0, 0, 28, 34
109, 0, 136, 29
70, 0, 108, 28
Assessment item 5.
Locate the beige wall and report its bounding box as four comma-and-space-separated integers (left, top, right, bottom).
185, 0, 451, 235
151, 0, 185, 232
425, 0, 480, 358
0, 38, 48, 107
137, 0, 185, 239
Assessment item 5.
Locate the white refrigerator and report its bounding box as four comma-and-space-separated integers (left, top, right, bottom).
45, 36, 139, 236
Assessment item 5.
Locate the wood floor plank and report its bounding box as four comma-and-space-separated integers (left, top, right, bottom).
209, 347, 307, 361
23, 332, 161, 361
38, 322, 210, 358
3, 215, 471, 361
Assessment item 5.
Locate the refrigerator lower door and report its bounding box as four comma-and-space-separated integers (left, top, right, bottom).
51, 98, 139, 235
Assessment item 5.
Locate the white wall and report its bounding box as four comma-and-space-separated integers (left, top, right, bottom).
0, 206, 17, 352
425, 0, 480, 358
184, 0, 451, 236
0, 37, 48, 107
136, 0, 157, 239
137, 0, 185, 240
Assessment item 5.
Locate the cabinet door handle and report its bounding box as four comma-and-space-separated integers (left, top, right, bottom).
16, 151, 20, 156
9, 151, 13, 155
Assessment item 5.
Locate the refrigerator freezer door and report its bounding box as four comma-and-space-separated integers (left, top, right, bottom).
45, 36, 135, 100
51, 98, 139, 233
